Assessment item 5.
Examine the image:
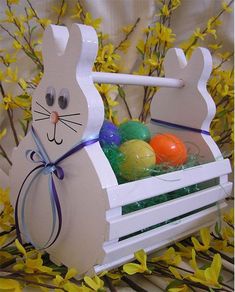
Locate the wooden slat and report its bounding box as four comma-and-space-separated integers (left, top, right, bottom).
94, 202, 227, 273
106, 159, 231, 208
107, 182, 232, 240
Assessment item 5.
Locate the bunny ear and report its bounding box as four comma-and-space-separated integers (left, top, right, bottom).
42, 25, 69, 72
163, 48, 187, 77
185, 47, 212, 82
64, 23, 98, 75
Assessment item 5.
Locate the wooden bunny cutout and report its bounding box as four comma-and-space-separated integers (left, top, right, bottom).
150, 47, 222, 165
10, 24, 232, 277
10, 24, 117, 275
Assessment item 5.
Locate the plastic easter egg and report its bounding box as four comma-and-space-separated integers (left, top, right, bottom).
99, 120, 121, 146
119, 139, 156, 181
119, 120, 151, 143
150, 133, 187, 166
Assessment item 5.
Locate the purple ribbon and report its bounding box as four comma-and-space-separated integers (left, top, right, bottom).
150, 118, 210, 135
15, 126, 99, 249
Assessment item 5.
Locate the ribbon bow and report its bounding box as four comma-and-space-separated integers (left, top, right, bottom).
15, 126, 99, 249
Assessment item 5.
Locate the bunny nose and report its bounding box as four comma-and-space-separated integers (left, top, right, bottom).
50, 111, 59, 124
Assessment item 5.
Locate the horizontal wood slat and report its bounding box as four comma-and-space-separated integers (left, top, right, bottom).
106, 159, 231, 208
94, 202, 227, 273
107, 182, 232, 240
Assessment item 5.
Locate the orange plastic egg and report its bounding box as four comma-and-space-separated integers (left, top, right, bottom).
150, 133, 187, 166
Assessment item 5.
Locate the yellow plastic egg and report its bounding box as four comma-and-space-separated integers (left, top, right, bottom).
119, 139, 156, 181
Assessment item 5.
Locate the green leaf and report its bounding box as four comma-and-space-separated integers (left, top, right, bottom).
166, 279, 184, 290
200, 263, 211, 270
19, 120, 27, 133
217, 109, 227, 118
30, 25, 37, 35
209, 288, 215, 292
215, 221, 221, 237
218, 274, 224, 283
156, 51, 161, 58
136, 46, 144, 57
16, 94, 30, 100
118, 86, 126, 99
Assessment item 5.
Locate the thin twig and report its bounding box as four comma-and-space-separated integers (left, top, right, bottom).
0, 145, 12, 165
6, 1, 43, 70
0, 258, 17, 269
114, 17, 140, 52
0, 274, 66, 290
1, 238, 17, 249
103, 275, 118, 292
26, 0, 45, 29
184, 0, 234, 54
122, 275, 148, 292
56, 0, 65, 25
0, 82, 19, 146
0, 227, 15, 237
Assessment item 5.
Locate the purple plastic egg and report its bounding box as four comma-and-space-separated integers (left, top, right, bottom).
99, 120, 121, 146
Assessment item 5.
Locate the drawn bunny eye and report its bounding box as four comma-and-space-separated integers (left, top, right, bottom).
58, 88, 69, 109
45, 87, 55, 106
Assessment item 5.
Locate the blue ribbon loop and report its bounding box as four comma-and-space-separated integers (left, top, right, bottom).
15, 126, 99, 249
150, 118, 210, 135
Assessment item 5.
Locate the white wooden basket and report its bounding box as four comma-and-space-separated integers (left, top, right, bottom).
10, 23, 232, 277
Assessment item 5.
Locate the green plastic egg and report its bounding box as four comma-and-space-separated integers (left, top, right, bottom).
119, 139, 156, 181
119, 120, 151, 143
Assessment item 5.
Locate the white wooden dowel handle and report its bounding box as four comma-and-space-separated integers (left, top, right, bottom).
92, 72, 184, 88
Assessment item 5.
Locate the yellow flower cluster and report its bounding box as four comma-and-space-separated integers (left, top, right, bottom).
209, 65, 234, 159
123, 223, 233, 291
0, 187, 14, 234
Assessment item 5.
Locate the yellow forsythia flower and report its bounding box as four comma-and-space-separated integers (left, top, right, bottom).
0, 279, 21, 291
83, 275, 105, 291
123, 249, 151, 275
155, 23, 175, 43
191, 227, 211, 252
168, 286, 190, 292
53, 268, 83, 291
52, 2, 67, 17
188, 249, 222, 288
7, 0, 19, 4
212, 239, 234, 253
193, 28, 206, 40
84, 12, 101, 30
12, 40, 22, 50
222, 1, 233, 13
223, 208, 234, 225
71, 3, 83, 19
175, 242, 193, 259
0, 128, 7, 140
168, 267, 190, 292
14, 239, 55, 275
151, 247, 182, 265
122, 24, 134, 34
37, 18, 52, 27
6, 67, 18, 83
161, 4, 170, 16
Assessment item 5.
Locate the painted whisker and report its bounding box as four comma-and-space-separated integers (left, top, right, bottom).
35, 117, 50, 122
59, 113, 80, 117
59, 119, 77, 133
36, 101, 51, 114
59, 118, 82, 126
34, 110, 50, 117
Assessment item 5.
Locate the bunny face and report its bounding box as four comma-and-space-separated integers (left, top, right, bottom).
31, 24, 104, 161
32, 77, 88, 159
